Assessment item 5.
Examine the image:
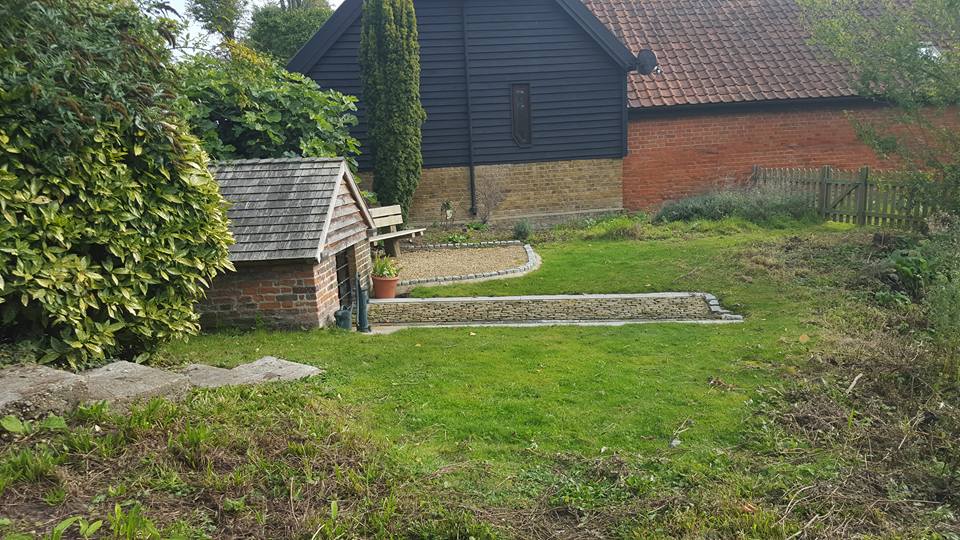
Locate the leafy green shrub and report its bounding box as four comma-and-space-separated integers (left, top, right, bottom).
178, 42, 360, 166
879, 215, 960, 351
919, 216, 960, 351
654, 186, 820, 226
0, 0, 233, 368
371, 254, 400, 278
465, 221, 488, 232
445, 232, 469, 244
581, 215, 646, 240
247, 1, 333, 62
513, 219, 532, 241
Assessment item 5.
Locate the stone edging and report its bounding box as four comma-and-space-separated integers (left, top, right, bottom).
408, 240, 523, 250
398, 243, 540, 287
368, 292, 743, 325
702, 293, 744, 321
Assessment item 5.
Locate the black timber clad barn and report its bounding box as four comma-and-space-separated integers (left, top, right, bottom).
289, 0, 638, 224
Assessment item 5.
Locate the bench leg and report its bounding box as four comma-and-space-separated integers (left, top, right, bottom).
385, 238, 401, 257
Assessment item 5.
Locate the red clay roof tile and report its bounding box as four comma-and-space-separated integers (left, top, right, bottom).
582, 0, 855, 108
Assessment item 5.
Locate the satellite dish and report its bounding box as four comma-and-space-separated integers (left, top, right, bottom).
636, 49, 659, 75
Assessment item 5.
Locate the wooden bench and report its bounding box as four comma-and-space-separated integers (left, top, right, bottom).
369, 205, 425, 256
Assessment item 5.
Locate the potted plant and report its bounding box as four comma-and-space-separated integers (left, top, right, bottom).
371, 253, 401, 299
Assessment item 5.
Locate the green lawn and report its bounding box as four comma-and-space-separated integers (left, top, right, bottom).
4, 221, 876, 537
162, 223, 843, 502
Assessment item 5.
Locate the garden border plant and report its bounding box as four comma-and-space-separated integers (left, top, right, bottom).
0, 0, 233, 369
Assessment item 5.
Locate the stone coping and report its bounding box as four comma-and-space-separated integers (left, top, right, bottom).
369, 292, 743, 325
398, 243, 540, 288
368, 318, 742, 334
374, 291, 706, 303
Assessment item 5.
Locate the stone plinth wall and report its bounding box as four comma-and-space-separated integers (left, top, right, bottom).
368, 293, 736, 324
358, 157, 623, 225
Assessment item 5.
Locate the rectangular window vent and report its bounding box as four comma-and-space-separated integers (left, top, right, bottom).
511, 83, 532, 146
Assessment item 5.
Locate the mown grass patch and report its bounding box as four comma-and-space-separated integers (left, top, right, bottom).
5, 221, 955, 537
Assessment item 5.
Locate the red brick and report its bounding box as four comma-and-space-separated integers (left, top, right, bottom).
623, 103, 895, 209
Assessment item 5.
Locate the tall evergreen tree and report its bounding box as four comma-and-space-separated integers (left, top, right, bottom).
359, 0, 425, 218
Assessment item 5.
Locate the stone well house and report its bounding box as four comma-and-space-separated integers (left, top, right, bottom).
200, 158, 374, 329
289, 0, 890, 224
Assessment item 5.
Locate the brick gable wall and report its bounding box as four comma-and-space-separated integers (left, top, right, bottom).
623, 101, 892, 209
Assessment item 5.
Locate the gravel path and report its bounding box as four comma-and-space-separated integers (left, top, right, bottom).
395, 245, 528, 280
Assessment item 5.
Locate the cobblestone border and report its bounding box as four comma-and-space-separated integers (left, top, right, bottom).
408, 240, 523, 251
398, 243, 541, 287
703, 293, 744, 321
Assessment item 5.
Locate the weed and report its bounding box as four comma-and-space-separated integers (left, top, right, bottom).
1, 446, 60, 486
108, 503, 160, 539
168, 424, 214, 468
465, 221, 488, 232
43, 486, 67, 506
513, 219, 532, 241
654, 186, 821, 226
72, 401, 110, 424
444, 232, 470, 244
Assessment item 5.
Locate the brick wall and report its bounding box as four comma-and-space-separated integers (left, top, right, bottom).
623, 101, 893, 209
200, 260, 326, 329
359, 157, 624, 225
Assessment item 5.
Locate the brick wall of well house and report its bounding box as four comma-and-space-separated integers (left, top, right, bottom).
200, 240, 372, 330
200, 259, 333, 329
358, 157, 624, 225
623, 101, 894, 209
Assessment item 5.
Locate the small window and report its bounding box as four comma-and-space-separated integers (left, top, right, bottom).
335, 249, 353, 309
511, 83, 532, 146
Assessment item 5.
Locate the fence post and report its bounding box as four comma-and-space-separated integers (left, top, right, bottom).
751, 165, 760, 185
818, 165, 831, 219
857, 166, 870, 226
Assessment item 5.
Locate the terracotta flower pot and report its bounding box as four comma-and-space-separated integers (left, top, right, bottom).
372, 275, 400, 299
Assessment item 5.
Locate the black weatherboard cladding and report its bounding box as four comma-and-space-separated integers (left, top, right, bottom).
299, 0, 629, 170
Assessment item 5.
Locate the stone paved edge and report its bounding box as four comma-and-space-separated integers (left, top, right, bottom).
398, 243, 539, 287
368, 292, 743, 324
408, 240, 522, 251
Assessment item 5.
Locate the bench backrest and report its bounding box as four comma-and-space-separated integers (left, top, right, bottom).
369, 205, 404, 230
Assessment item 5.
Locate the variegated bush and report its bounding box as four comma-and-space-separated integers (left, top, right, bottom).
0, 0, 233, 368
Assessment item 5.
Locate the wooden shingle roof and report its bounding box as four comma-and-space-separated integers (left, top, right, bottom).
210, 158, 373, 263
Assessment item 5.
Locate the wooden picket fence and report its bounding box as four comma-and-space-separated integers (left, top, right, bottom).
751, 165, 935, 228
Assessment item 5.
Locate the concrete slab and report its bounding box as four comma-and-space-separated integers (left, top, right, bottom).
228, 356, 322, 384
83, 361, 190, 407
179, 364, 240, 388
0, 364, 87, 418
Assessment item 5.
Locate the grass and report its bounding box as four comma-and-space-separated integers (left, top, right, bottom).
3, 218, 954, 537
161, 221, 836, 530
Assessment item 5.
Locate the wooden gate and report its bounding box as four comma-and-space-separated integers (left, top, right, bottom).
752, 165, 934, 228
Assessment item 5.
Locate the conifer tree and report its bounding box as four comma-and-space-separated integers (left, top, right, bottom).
359, 0, 425, 218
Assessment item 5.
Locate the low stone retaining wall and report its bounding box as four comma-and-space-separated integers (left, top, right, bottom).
368, 293, 741, 325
